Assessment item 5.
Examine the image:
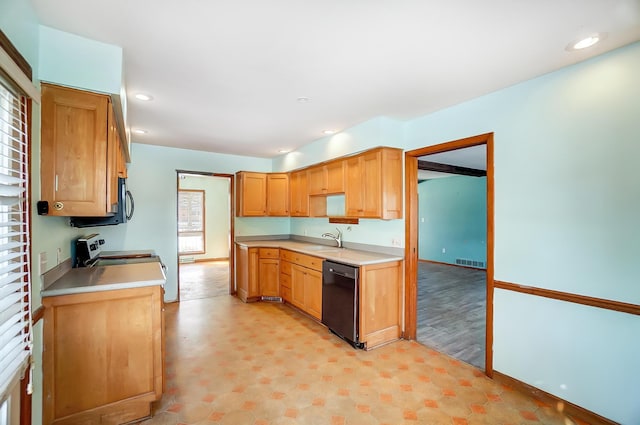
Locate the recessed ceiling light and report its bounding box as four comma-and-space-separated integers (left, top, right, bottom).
566, 33, 607, 51
278, 149, 291, 153
323, 130, 337, 135
132, 129, 148, 135
297, 97, 310, 103
135, 93, 153, 101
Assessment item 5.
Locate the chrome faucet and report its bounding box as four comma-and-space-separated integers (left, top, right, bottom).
322, 228, 343, 248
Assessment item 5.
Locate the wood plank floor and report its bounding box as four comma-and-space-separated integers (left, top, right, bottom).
417, 261, 486, 370
179, 261, 230, 301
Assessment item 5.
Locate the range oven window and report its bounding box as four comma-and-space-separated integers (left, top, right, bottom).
178, 189, 205, 254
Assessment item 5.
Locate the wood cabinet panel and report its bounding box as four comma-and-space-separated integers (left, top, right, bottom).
307, 166, 325, 195
266, 173, 289, 216
289, 170, 309, 217
280, 250, 322, 272
290, 264, 306, 310
307, 161, 344, 196
259, 248, 279, 259
345, 147, 402, 219
236, 172, 267, 216
359, 260, 403, 349
325, 160, 345, 194
41, 83, 111, 217
259, 258, 280, 297
42, 286, 163, 425
304, 268, 322, 320
236, 245, 261, 302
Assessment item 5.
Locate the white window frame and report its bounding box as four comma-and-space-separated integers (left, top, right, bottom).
0, 39, 35, 410
178, 189, 205, 255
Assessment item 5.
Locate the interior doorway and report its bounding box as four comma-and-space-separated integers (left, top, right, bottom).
404, 133, 494, 376
176, 171, 234, 302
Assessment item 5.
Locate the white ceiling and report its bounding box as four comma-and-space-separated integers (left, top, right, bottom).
30, 0, 640, 158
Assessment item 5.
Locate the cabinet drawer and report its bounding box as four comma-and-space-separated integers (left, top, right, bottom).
280, 260, 292, 276
259, 248, 279, 258
280, 249, 322, 270
280, 273, 291, 289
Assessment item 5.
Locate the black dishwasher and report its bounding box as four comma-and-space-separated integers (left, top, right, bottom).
322, 261, 363, 348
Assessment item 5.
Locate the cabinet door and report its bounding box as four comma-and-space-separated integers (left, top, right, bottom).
307, 165, 326, 195
289, 170, 309, 217
325, 160, 345, 194
248, 248, 260, 298
290, 264, 306, 310
41, 84, 110, 217
235, 244, 249, 300
235, 245, 261, 302
345, 156, 363, 216
237, 172, 267, 216
361, 150, 382, 217
266, 173, 289, 216
259, 258, 280, 297
42, 286, 163, 425
304, 269, 323, 320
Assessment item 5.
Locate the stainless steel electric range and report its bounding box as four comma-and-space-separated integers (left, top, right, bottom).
75, 233, 164, 269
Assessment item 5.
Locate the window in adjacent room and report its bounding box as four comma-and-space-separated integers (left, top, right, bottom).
178, 189, 205, 254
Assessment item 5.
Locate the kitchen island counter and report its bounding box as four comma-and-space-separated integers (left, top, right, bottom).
41, 261, 166, 297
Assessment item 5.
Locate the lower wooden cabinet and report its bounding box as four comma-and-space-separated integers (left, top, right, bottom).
235, 244, 402, 349
236, 245, 261, 302
42, 285, 164, 425
259, 258, 280, 298
359, 260, 403, 349
282, 250, 323, 320
235, 245, 280, 301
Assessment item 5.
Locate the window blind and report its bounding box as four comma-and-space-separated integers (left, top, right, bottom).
0, 74, 32, 402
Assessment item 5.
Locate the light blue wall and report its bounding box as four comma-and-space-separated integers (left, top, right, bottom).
403, 42, 640, 424
38, 25, 123, 94
418, 176, 486, 266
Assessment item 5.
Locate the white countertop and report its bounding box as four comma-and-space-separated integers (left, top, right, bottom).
42, 262, 166, 297
235, 240, 403, 266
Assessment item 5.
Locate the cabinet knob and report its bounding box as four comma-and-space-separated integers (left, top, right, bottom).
53, 202, 64, 211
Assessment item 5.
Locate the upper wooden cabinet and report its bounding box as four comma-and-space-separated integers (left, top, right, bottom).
289, 170, 309, 217
308, 160, 345, 195
235, 146, 402, 219
236, 172, 267, 216
236, 172, 290, 217
41, 83, 122, 217
345, 147, 402, 219
266, 173, 289, 216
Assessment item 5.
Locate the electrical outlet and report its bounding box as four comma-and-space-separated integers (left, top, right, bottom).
57, 247, 62, 265
391, 238, 401, 247
442, 248, 446, 253
304, 229, 308, 236
421, 217, 425, 223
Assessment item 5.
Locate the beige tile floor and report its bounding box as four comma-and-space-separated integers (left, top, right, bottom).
142, 295, 582, 425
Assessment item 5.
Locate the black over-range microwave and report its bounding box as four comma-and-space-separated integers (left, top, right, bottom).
70, 177, 134, 228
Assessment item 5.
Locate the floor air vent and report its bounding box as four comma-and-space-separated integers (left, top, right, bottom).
455, 258, 486, 269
